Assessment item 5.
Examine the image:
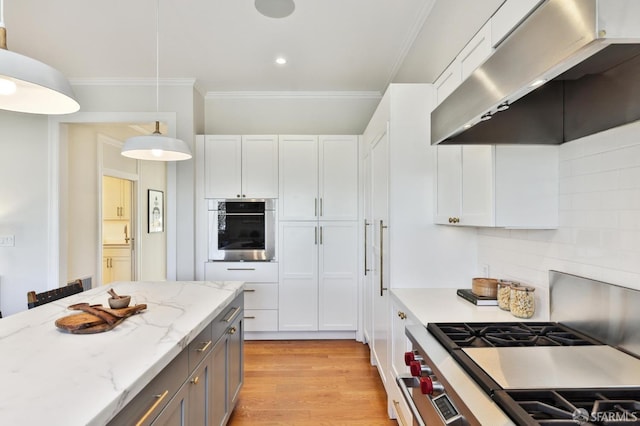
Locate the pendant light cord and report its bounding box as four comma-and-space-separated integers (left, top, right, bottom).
155, 0, 160, 114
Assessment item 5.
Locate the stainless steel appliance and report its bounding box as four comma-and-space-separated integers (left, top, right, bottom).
432, 0, 640, 146
397, 272, 640, 425
208, 199, 276, 261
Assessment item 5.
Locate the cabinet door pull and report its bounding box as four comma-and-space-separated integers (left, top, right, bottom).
228, 326, 237, 335
222, 306, 241, 323
191, 376, 200, 385
243, 288, 256, 293
314, 198, 318, 217
244, 316, 256, 319
380, 220, 388, 297
320, 198, 323, 216
319, 226, 323, 245
196, 340, 212, 353
135, 389, 169, 426
314, 226, 318, 245
227, 267, 256, 271
364, 220, 371, 275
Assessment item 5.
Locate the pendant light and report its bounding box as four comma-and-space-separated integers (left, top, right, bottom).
0, 0, 79, 115
121, 0, 191, 162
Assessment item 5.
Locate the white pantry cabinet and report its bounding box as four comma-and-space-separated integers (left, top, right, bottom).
434, 145, 558, 228
203, 135, 278, 199
103, 176, 131, 220
279, 135, 358, 221
278, 221, 358, 331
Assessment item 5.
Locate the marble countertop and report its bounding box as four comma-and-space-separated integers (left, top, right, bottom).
391, 287, 550, 325
0, 280, 244, 426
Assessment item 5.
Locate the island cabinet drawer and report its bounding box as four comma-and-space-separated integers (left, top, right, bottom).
212, 293, 244, 343
243, 283, 278, 309
188, 323, 213, 372
107, 349, 188, 426
244, 309, 278, 332
205, 261, 278, 282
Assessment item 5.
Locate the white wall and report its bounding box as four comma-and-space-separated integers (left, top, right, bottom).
478, 120, 640, 298
0, 112, 49, 316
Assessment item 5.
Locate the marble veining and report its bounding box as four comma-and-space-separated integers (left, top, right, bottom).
0, 280, 244, 426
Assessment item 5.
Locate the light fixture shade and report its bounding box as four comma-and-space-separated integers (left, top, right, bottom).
0, 48, 80, 115
122, 133, 192, 161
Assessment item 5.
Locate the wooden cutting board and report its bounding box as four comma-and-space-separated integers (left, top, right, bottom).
55, 304, 147, 334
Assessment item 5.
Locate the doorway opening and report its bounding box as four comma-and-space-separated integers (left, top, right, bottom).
102, 175, 135, 285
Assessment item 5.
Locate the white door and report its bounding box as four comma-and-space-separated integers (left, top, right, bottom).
318, 221, 358, 330
363, 150, 373, 343
279, 135, 319, 221
370, 128, 390, 389
241, 135, 278, 199
318, 135, 358, 221
204, 135, 242, 199
278, 221, 318, 331
434, 145, 462, 224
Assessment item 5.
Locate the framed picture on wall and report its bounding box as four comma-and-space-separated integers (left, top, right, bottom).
148, 189, 164, 233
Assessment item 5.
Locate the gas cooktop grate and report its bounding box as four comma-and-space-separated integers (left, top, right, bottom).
493, 389, 640, 425
428, 322, 603, 349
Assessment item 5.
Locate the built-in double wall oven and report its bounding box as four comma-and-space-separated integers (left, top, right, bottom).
208, 199, 276, 261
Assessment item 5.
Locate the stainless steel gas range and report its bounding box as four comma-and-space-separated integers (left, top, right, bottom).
397, 272, 640, 425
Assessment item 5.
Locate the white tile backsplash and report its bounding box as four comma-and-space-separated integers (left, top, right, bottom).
478, 119, 640, 293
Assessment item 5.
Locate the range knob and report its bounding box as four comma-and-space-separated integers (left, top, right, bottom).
419, 376, 444, 395
404, 351, 423, 366
409, 360, 433, 377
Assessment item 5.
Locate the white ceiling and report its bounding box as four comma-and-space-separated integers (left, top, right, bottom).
4, 0, 504, 94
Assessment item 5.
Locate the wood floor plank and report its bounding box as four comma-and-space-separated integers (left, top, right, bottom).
228, 340, 396, 425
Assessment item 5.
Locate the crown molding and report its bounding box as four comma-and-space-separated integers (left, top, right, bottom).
69, 78, 197, 87
205, 91, 382, 100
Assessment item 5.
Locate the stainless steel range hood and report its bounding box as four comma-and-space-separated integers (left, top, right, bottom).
431, 0, 640, 145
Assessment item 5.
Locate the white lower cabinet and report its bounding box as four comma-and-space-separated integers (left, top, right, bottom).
206, 262, 278, 332
389, 298, 416, 426
279, 221, 358, 332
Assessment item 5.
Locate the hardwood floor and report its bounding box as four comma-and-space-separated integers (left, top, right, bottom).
228, 340, 397, 425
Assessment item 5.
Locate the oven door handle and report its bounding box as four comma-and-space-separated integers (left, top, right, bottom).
396, 375, 426, 426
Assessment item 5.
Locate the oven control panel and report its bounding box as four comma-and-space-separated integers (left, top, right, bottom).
404, 351, 466, 425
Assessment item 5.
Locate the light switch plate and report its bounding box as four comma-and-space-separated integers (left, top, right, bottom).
0, 235, 15, 247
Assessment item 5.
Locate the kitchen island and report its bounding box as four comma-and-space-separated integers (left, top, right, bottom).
0, 280, 244, 425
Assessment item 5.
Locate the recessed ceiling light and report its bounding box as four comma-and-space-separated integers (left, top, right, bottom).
275, 57, 287, 65
255, 0, 295, 19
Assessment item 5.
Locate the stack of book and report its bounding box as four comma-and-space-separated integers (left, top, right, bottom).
456, 288, 498, 306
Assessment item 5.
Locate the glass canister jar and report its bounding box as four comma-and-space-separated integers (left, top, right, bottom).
497, 280, 518, 311
510, 285, 535, 318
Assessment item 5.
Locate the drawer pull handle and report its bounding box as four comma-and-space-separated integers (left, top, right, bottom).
244, 316, 256, 319
243, 289, 256, 293
227, 268, 256, 271
228, 326, 237, 335
191, 376, 200, 385
196, 340, 212, 353
135, 390, 169, 426
223, 306, 241, 323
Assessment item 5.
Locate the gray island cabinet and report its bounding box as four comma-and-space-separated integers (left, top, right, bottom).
0, 281, 244, 426
108, 292, 244, 426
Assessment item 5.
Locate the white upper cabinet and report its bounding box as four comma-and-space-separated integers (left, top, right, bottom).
459, 23, 492, 81
434, 59, 461, 106
279, 135, 319, 220
491, 0, 543, 47
279, 135, 358, 221
434, 145, 559, 228
204, 135, 278, 199
319, 135, 359, 221
434, 0, 542, 107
